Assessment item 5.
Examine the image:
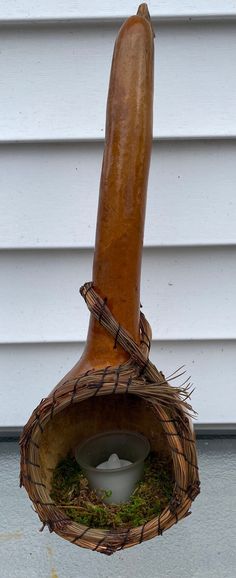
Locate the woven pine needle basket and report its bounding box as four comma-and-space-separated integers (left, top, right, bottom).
20, 282, 200, 556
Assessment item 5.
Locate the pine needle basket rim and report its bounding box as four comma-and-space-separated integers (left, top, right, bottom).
20, 282, 200, 556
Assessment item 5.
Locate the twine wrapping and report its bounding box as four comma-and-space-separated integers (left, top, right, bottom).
20, 282, 200, 555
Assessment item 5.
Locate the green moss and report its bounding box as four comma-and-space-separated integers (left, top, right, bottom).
50, 452, 174, 530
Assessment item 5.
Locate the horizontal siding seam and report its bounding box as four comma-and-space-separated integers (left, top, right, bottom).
1, 337, 236, 346
1, 244, 236, 252
1, 424, 236, 437
1, 242, 236, 251
1, 14, 236, 25
2, 135, 236, 144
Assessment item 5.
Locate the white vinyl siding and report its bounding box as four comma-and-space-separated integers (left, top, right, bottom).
1, 22, 236, 142
0, 1, 235, 427
1, 141, 236, 249
0, 340, 235, 427
1, 1, 236, 22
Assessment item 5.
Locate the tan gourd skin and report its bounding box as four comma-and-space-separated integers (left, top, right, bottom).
21, 8, 200, 549
53, 4, 154, 388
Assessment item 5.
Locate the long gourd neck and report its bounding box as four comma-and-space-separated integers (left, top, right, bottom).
75, 4, 154, 374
